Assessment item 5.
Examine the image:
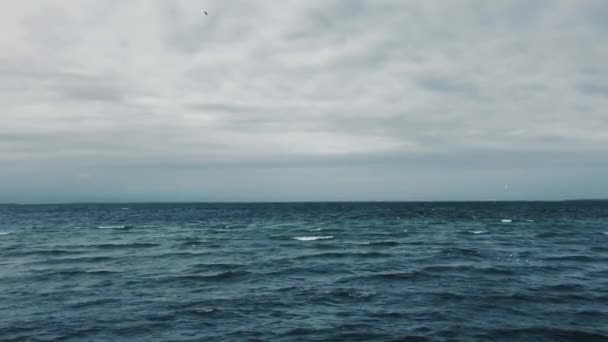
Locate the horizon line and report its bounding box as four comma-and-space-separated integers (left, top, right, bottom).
2, 198, 607, 205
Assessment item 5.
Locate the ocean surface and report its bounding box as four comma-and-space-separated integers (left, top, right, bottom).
1, 201, 608, 341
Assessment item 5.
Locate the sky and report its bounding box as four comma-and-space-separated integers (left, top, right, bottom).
1, 0, 607, 203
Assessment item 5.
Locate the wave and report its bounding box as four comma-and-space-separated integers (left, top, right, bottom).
367, 241, 400, 247
262, 265, 352, 277
350, 241, 400, 247
178, 239, 208, 247
346, 271, 431, 282
92, 243, 160, 250
97, 225, 133, 229
388, 335, 432, 341
291, 251, 391, 260
500, 219, 513, 223
36, 269, 121, 278
282, 326, 392, 340
191, 262, 244, 270
68, 298, 119, 309
0, 231, 12, 235
535, 232, 575, 238
422, 265, 477, 273
189, 307, 218, 315
293, 236, 334, 241
486, 327, 608, 341
439, 247, 482, 258
148, 251, 212, 259
484, 291, 589, 305
27, 256, 116, 265
534, 283, 588, 292
544, 255, 603, 262
158, 271, 251, 284
468, 230, 488, 234
329, 288, 377, 299
421, 265, 516, 276
4, 249, 87, 257
199, 270, 251, 281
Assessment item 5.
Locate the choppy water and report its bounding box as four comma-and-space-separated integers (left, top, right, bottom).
1, 202, 608, 341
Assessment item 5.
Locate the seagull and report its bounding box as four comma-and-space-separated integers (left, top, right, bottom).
204, 11, 208, 15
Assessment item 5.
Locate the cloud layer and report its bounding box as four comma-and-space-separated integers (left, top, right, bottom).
1, 0, 607, 202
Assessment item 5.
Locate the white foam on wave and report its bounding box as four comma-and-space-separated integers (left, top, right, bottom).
469, 230, 488, 234
501, 219, 512, 223
603, 232, 608, 235
293, 236, 334, 241
97, 225, 129, 229
0, 231, 12, 235
309, 228, 323, 232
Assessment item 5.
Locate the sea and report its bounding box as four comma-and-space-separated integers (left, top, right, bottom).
1, 201, 607, 341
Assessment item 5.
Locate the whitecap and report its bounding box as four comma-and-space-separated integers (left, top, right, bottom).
526, 219, 535, 222
97, 225, 129, 229
308, 228, 323, 232
193, 307, 217, 314
603, 232, 608, 235
0, 231, 12, 235
293, 236, 334, 241
469, 230, 488, 234
501, 219, 512, 223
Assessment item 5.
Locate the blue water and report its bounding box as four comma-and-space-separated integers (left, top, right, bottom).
1, 202, 607, 341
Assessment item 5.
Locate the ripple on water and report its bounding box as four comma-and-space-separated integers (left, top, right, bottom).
484, 328, 608, 341
91, 243, 160, 250
156, 271, 252, 284
290, 251, 391, 261
438, 247, 482, 258
26, 256, 117, 266
365, 241, 401, 247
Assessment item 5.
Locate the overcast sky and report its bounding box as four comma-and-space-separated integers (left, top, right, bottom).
1, 0, 607, 202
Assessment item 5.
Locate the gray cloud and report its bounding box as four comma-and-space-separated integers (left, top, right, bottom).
0, 0, 607, 202
578, 82, 608, 96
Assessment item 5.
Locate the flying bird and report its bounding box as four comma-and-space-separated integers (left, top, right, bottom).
204, 11, 208, 15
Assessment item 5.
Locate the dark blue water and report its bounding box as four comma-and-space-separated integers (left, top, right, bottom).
1, 202, 608, 341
